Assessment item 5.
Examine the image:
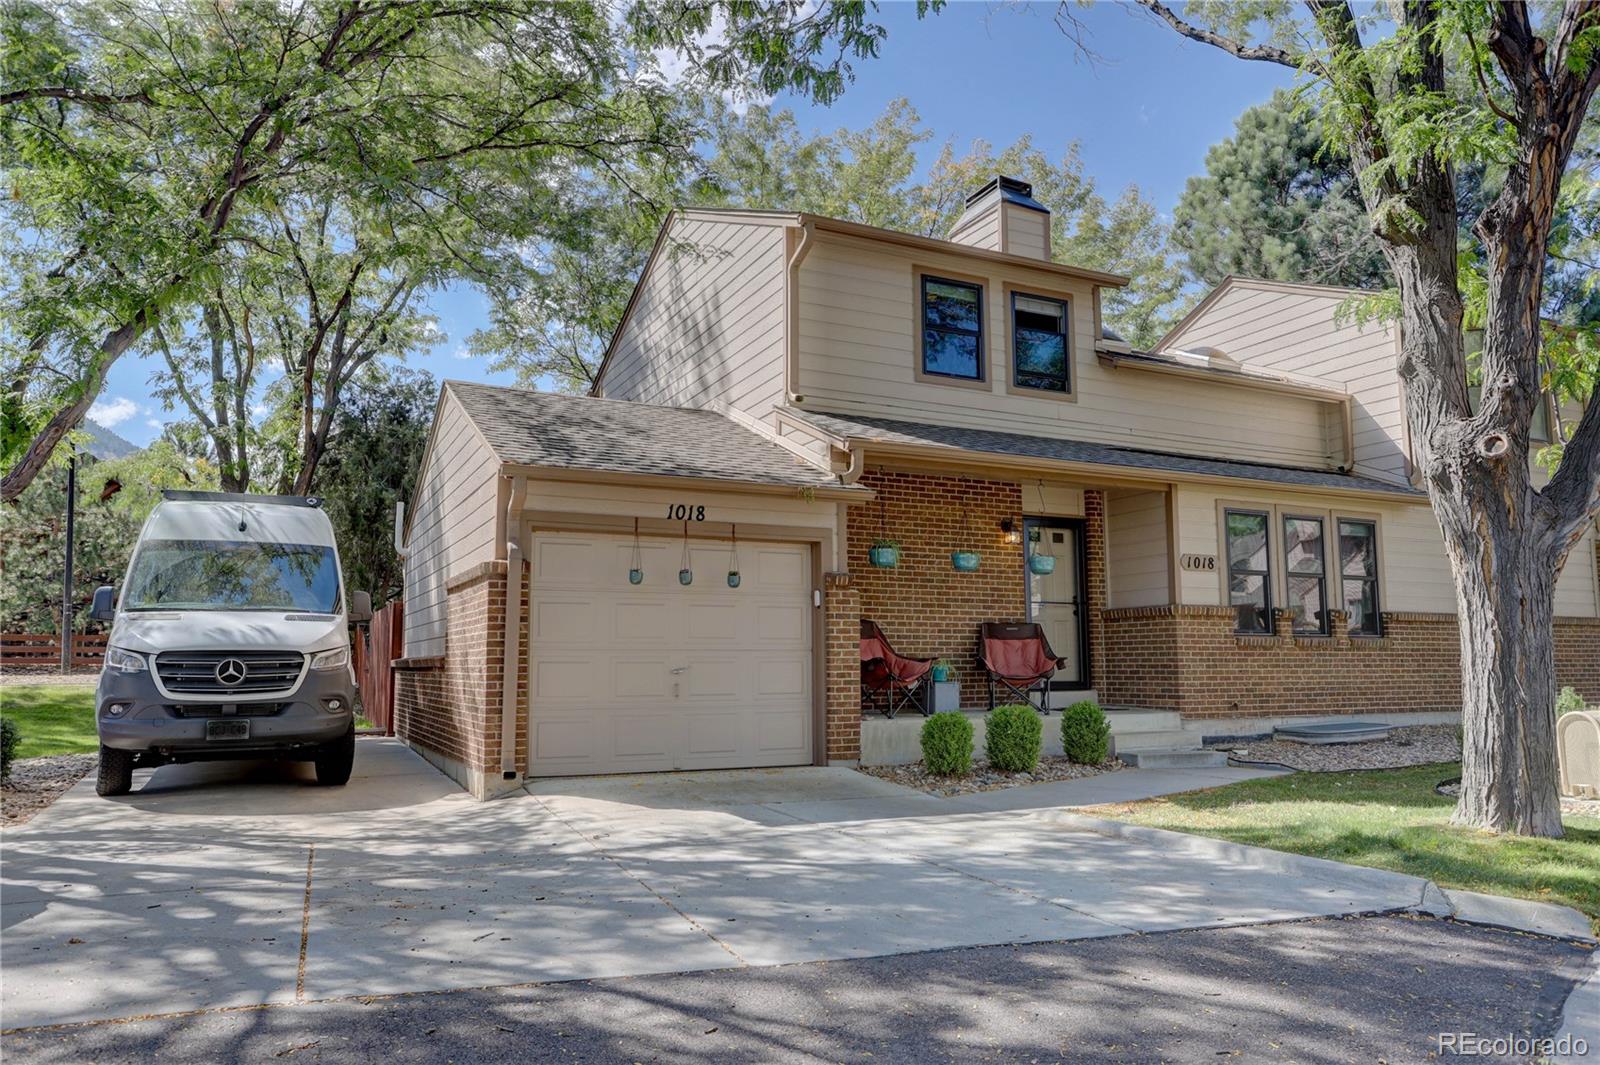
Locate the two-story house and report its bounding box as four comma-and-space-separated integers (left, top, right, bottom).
395, 176, 1599, 799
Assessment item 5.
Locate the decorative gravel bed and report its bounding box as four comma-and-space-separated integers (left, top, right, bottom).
1211, 724, 1461, 772
2, 754, 95, 828
860, 755, 1125, 797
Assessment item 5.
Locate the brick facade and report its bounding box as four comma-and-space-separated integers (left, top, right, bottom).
823, 572, 861, 762
847, 469, 1030, 696
1100, 605, 1600, 720
393, 560, 527, 797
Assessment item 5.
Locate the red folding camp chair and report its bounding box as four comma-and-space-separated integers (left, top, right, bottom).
978, 622, 1064, 714
860, 619, 935, 718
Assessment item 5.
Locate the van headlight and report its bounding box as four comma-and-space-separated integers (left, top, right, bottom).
309, 647, 349, 671
104, 646, 147, 674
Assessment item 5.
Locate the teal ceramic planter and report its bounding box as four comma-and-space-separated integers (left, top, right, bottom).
951, 550, 980, 572
1028, 553, 1057, 576
869, 544, 899, 568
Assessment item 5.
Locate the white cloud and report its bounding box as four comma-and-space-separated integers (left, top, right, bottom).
144, 418, 163, 431
451, 346, 477, 361
89, 396, 139, 427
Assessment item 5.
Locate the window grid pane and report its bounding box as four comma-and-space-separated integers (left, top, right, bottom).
1011, 292, 1070, 392
1337, 519, 1381, 635
1225, 510, 1272, 634
1282, 516, 1326, 633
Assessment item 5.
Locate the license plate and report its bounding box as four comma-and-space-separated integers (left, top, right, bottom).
206, 720, 249, 741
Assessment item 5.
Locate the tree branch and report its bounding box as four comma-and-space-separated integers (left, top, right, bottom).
1130, 0, 1304, 68
0, 86, 155, 107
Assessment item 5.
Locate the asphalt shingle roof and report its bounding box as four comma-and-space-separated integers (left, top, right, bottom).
445, 381, 853, 492
789, 410, 1425, 498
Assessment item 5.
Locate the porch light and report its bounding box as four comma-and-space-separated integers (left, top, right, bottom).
1000, 518, 1022, 545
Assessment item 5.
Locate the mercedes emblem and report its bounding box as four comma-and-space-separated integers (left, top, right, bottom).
214, 658, 248, 687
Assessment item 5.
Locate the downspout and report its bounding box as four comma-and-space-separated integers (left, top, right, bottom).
785, 221, 815, 402
500, 476, 527, 781
393, 500, 409, 559
838, 444, 865, 485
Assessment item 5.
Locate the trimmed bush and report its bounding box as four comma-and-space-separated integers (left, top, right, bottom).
1557, 686, 1589, 716
921, 712, 974, 776
1061, 700, 1110, 765
986, 704, 1042, 772
0, 718, 18, 782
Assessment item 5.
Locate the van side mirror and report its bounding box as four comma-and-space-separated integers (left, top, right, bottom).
349, 590, 372, 624
91, 585, 117, 622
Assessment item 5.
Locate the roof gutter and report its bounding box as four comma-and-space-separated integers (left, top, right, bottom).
505, 463, 870, 502
500, 474, 527, 781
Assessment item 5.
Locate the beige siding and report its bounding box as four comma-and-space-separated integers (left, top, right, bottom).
948, 201, 1002, 252
1172, 482, 1599, 619
598, 214, 788, 419
795, 232, 1336, 468
402, 390, 503, 658
1162, 282, 1410, 486
1106, 488, 1170, 608
1002, 204, 1050, 260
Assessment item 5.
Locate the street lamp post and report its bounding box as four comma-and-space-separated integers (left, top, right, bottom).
61, 448, 76, 675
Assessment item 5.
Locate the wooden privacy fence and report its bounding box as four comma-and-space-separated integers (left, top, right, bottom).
1, 633, 107, 670
353, 601, 402, 734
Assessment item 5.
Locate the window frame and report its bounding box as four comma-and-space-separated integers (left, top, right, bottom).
1280, 513, 1329, 635
1222, 507, 1274, 635
914, 269, 989, 389
1335, 515, 1384, 637
1003, 283, 1075, 401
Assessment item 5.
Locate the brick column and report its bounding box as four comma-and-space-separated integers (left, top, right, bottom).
1083, 489, 1108, 692
823, 571, 861, 764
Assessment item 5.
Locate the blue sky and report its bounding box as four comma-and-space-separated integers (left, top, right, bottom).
92, 1, 1296, 448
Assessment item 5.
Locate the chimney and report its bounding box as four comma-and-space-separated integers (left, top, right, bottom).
948, 175, 1052, 260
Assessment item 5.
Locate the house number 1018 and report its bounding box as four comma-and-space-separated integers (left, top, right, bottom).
666, 504, 706, 521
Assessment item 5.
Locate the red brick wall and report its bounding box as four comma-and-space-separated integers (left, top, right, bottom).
824, 572, 861, 762
394, 561, 508, 779
847, 469, 1028, 694
1100, 605, 1600, 719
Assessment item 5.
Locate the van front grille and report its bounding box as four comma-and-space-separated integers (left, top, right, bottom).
167, 703, 288, 718
154, 651, 305, 694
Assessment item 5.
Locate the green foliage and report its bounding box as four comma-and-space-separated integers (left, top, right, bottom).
1558, 687, 1590, 716
1060, 700, 1110, 766
0, 717, 18, 781
1173, 90, 1389, 290
0, 685, 97, 758
985, 704, 1042, 773
313, 368, 435, 607
920, 711, 974, 776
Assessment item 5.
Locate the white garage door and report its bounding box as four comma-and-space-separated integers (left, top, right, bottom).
528, 532, 814, 776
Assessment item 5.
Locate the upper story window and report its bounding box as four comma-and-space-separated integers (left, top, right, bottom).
1224, 508, 1272, 634
1467, 383, 1551, 443
1011, 292, 1071, 393
920, 275, 984, 382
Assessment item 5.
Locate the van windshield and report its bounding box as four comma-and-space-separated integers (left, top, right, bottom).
122, 539, 340, 613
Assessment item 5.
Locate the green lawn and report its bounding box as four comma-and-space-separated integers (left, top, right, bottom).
0, 683, 99, 758
1093, 763, 1600, 928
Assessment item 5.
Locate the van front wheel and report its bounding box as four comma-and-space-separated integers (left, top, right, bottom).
314, 727, 355, 787
96, 746, 133, 797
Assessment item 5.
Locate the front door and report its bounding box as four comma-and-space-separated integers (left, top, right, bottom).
1024, 518, 1088, 689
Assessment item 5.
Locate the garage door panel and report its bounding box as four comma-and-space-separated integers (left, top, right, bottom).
530, 533, 813, 776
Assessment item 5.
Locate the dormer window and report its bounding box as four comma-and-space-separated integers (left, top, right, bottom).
1011, 292, 1071, 394
919, 274, 985, 382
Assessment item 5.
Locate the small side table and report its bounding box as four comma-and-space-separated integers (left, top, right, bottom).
927, 679, 962, 714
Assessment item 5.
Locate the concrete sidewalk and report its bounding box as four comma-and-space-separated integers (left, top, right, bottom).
0, 743, 1563, 1032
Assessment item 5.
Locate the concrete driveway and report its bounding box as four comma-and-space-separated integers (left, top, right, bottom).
2, 740, 1442, 1032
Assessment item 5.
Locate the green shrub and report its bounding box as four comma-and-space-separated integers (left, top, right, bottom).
986, 704, 1042, 772
0, 718, 18, 782
1061, 700, 1110, 765
921, 712, 974, 776
1557, 687, 1589, 716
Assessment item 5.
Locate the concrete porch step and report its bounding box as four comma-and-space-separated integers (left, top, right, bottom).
1120, 749, 1232, 769
1102, 708, 1184, 733
1110, 728, 1205, 755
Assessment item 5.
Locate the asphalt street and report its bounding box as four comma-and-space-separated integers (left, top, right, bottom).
3, 914, 1589, 1065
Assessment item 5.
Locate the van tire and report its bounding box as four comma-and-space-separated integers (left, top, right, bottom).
314, 727, 355, 787
96, 746, 133, 797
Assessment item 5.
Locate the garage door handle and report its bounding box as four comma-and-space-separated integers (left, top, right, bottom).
670, 666, 688, 674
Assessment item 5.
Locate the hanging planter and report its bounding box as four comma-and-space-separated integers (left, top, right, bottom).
952, 490, 980, 572
1027, 480, 1056, 576
678, 521, 693, 585
869, 539, 900, 568
628, 518, 644, 584
727, 524, 742, 588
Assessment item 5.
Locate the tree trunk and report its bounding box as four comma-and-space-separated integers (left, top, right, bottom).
1440, 498, 1563, 837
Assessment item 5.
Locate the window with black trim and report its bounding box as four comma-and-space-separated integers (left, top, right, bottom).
1467, 382, 1551, 443
1012, 292, 1070, 393
1224, 509, 1272, 634
920, 276, 984, 381
1338, 519, 1382, 635
1282, 515, 1327, 634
